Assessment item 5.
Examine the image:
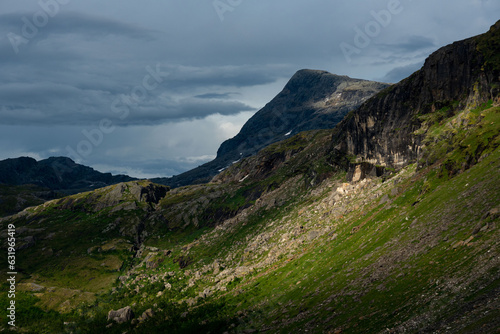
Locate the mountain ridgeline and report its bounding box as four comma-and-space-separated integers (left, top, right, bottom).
1, 21, 499, 333
0, 157, 137, 216
0, 156, 136, 194
153, 70, 388, 187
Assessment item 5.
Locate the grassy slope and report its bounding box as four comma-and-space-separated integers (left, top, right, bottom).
0, 105, 498, 333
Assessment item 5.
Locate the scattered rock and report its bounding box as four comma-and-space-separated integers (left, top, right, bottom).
118, 275, 129, 284
482, 207, 499, 220
379, 194, 391, 205
199, 288, 213, 299
44, 232, 56, 240
18, 236, 36, 250
464, 236, 474, 245
26, 283, 45, 292
307, 230, 321, 241
480, 223, 491, 233
87, 246, 101, 255
138, 308, 154, 322
145, 253, 163, 269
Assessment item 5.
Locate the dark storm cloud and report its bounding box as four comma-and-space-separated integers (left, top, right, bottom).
0, 61, 276, 126
350, 35, 437, 70
377, 35, 437, 53
175, 98, 255, 120
0, 86, 255, 126
113, 97, 255, 126
163, 64, 294, 89
0, 7, 289, 127
0, 11, 156, 40
194, 93, 238, 99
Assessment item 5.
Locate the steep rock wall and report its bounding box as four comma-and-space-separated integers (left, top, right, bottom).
333, 21, 500, 169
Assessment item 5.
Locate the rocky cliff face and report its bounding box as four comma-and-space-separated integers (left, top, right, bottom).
155, 70, 388, 187
0, 156, 136, 194
333, 21, 500, 171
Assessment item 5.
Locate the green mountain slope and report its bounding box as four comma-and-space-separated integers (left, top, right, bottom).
0, 21, 499, 334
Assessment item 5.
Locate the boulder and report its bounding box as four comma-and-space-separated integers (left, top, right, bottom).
107, 306, 134, 324
379, 194, 391, 205
307, 230, 322, 241
18, 236, 36, 250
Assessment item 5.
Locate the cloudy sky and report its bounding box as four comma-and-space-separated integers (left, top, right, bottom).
0, 0, 498, 178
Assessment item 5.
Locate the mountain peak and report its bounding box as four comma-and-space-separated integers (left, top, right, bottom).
214, 70, 388, 160
280, 69, 366, 102
289, 69, 350, 82
42, 156, 77, 165
154, 70, 389, 187
291, 68, 339, 77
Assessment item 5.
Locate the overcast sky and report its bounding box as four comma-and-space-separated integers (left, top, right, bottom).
0, 0, 498, 178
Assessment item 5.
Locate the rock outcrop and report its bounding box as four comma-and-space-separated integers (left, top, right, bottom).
108, 306, 134, 324
333, 21, 500, 171
60, 181, 170, 213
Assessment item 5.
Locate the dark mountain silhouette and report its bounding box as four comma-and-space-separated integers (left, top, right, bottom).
0, 156, 136, 194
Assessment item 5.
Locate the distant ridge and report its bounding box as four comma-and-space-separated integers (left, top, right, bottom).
0, 156, 136, 194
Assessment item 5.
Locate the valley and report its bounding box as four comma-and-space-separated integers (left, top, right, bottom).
0, 20, 499, 334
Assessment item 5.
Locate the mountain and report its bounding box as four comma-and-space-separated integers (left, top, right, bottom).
153, 70, 388, 187
0, 184, 57, 217
0, 156, 136, 194
332, 29, 500, 173
1, 21, 499, 333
